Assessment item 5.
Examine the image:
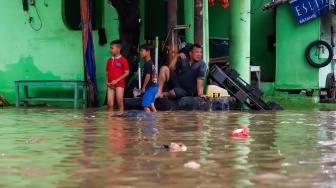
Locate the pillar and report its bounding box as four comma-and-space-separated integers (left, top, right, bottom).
229, 0, 251, 83
184, 0, 194, 43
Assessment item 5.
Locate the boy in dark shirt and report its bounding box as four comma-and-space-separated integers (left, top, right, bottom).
139, 43, 158, 112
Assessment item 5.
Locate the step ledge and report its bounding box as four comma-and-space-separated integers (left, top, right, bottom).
123, 97, 236, 111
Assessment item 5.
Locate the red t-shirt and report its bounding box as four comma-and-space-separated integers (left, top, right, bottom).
106, 55, 129, 88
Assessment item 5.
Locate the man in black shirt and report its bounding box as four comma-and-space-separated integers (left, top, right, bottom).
155, 44, 207, 98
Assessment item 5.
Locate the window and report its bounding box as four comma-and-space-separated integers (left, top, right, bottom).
63, 0, 103, 30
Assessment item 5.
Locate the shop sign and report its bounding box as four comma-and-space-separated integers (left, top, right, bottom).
289, 0, 332, 25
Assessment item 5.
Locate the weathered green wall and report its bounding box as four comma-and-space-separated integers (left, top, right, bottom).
209, 1, 275, 80
0, 1, 278, 107
208, 3, 229, 38
275, 3, 319, 90
0, 1, 119, 106
250, 0, 276, 81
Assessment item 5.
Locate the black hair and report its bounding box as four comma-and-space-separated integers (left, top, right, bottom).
191, 44, 202, 51
140, 43, 154, 54
110, 39, 123, 49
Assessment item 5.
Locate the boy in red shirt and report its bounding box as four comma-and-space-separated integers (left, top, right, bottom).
106, 40, 129, 111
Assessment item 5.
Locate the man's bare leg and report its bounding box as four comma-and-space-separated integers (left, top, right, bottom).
163, 89, 177, 98
155, 66, 170, 98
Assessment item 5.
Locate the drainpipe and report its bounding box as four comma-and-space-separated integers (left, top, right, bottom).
167, 0, 178, 63
139, 0, 145, 56
184, 0, 194, 43
229, 0, 250, 84
194, 0, 203, 46
203, 0, 209, 67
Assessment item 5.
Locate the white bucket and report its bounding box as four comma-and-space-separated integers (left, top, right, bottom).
133, 88, 141, 98
206, 85, 229, 97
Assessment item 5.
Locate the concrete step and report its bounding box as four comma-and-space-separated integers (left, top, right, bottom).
124, 97, 236, 111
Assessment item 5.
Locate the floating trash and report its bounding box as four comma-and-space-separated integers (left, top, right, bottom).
184, 161, 201, 169
231, 126, 249, 138
154, 142, 187, 152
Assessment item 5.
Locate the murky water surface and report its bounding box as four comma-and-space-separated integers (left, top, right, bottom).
1, 107, 336, 187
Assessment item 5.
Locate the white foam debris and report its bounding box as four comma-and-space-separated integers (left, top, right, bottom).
184, 161, 201, 169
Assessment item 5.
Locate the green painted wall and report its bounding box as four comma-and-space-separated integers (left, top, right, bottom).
0, 1, 119, 107
208, 3, 229, 38
0, 1, 285, 107
275, 3, 319, 90
209, 1, 275, 80
250, 0, 276, 81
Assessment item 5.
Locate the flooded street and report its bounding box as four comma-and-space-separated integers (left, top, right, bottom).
1, 107, 336, 187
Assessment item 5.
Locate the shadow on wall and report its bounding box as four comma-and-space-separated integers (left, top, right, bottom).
1, 56, 62, 102
10, 56, 61, 80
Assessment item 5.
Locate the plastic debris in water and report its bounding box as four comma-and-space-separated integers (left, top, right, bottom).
231, 126, 249, 138
153, 142, 187, 152
184, 161, 201, 169
169, 142, 187, 152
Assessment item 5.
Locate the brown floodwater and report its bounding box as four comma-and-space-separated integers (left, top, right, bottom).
1, 107, 336, 187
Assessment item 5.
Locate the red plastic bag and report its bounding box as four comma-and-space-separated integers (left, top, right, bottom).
231, 126, 248, 138
208, 0, 216, 7
219, 0, 229, 8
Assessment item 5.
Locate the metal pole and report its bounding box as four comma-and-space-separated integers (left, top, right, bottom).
203, 0, 209, 65
138, 62, 141, 89
155, 36, 159, 74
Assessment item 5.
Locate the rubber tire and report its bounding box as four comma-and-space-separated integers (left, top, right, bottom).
326, 73, 335, 99
305, 40, 333, 68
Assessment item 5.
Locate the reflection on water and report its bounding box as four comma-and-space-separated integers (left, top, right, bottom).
0, 107, 336, 187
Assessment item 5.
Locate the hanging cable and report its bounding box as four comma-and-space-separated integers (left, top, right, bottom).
29, 4, 42, 31
251, 0, 264, 12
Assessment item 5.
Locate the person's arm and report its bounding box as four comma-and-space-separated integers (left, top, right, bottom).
106, 61, 111, 87
196, 62, 207, 98
106, 73, 110, 86
197, 79, 206, 98
112, 71, 129, 86
141, 74, 151, 93
169, 53, 186, 71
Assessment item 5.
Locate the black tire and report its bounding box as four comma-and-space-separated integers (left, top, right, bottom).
305, 40, 333, 68
326, 73, 335, 99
